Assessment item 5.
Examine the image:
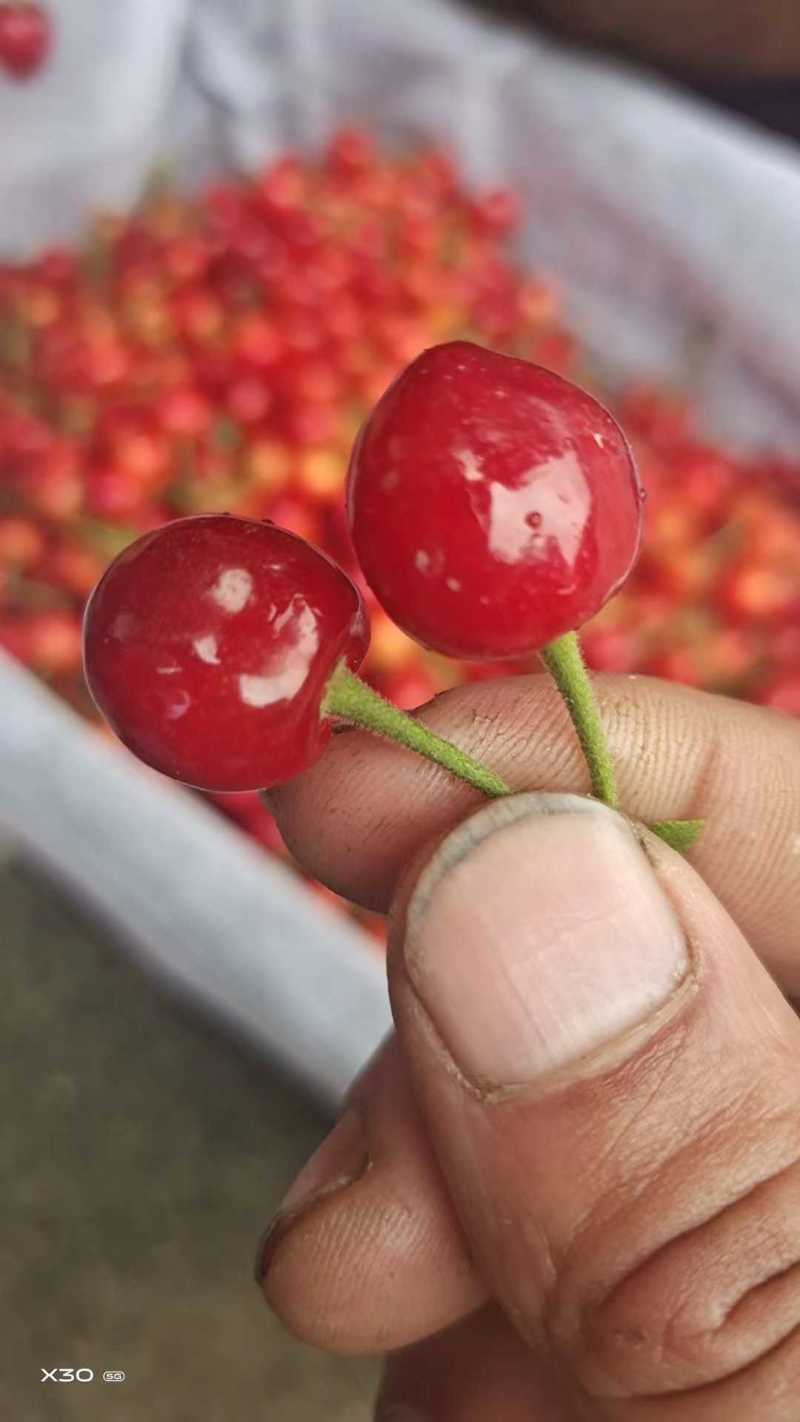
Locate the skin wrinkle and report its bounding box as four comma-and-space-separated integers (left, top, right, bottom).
576, 1285, 800, 1408
544, 1054, 695, 1344
504, 680, 589, 789
676, 712, 724, 823
624, 1143, 800, 1333
723, 1258, 800, 1332
306, 1195, 417, 1350
629, 1320, 800, 1409
685, 719, 774, 938
558, 1120, 800, 1402
570, 1096, 800, 1300
579, 1041, 682, 1201
443, 676, 586, 790
610, 685, 707, 817
605, 686, 654, 792
755, 751, 800, 950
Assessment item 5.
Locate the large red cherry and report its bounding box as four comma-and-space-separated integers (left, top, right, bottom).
83, 514, 369, 790
347, 341, 643, 659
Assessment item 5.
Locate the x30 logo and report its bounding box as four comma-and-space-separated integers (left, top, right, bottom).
40, 1368, 94, 1382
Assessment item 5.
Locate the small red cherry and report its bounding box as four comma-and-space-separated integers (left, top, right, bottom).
156, 385, 213, 439
581, 625, 641, 675
0, 2, 51, 79
381, 663, 439, 711
470, 187, 523, 236
347, 341, 643, 659
4, 610, 83, 675
325, 125, 378, 179
0, 515, 45, 568
83, 514, 369, 791
18, 439, 83, 520
757, 675, 800, 717
224, 372, 273, 425
204, 790, 288, 854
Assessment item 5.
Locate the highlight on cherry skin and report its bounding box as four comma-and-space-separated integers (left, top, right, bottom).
347, 340, 645, 660
82, 514, 370, 792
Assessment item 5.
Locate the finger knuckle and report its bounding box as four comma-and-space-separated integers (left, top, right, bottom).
550, 1107, 800, 1404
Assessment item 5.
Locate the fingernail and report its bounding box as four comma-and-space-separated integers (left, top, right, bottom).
254, 1106, 368, 1282
404, 793, 689, 1088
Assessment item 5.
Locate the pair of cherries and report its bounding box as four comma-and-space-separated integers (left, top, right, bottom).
84, 341, 643, 802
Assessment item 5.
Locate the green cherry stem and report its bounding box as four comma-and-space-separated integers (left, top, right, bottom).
321, 661, 703, 853
322, 663, 511, 798
648, 818, 704, 853
539, 631, 618, 808
539, 633, 703, 850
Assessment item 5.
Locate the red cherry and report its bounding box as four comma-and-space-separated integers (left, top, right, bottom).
2, 610, 82, 675
0, 619, 28, 662
347, 342, 643, 659
325, 125, 378, 177
161, 236, 211, 285
86, 465, 148, 520
82, 514, 369, 791
262, 495, 322, 547
231, 313, 283, 370
224, 372, 273, 425
773, 626, 800, 669
42, 538, 103, 597
254, 157, 308, 219
33, 247, 78, 286
381, 663, 439, 710
617, 385, 692, 447
16, 439, 83, 520
0, 515, 45, 568
757, 675, 800, 717
0, 2, 51, 79
644, 646, 706, 689
470, 187, 523, 236
28, 610, 83, 675
717, 560, 798, 625
156, 384, 213, 439
204, 790, 288, 854
581, 625, 642, 674
172, 287, 224, 344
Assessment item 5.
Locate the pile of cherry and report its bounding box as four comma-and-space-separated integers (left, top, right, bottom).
1, 128, 798, 941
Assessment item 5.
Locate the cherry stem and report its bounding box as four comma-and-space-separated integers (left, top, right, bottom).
648, 818, 704, 853
322, 664, 511, 798
539, 631, 619, 808
322, 663, 703, 853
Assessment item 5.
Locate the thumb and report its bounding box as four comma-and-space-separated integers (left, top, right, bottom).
389, 792, 800, 1419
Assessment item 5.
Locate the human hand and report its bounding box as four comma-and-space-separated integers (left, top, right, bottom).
257, 672, 800, 1420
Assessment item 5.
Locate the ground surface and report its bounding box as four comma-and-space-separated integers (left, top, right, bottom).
0, 857, 379, 1420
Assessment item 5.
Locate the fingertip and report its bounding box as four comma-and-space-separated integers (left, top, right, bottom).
258, 1039, 485, 1353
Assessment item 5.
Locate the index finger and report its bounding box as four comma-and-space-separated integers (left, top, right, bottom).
268, 673, 800, 988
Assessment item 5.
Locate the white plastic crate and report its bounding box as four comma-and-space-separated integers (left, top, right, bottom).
2, 0, 799, 1103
